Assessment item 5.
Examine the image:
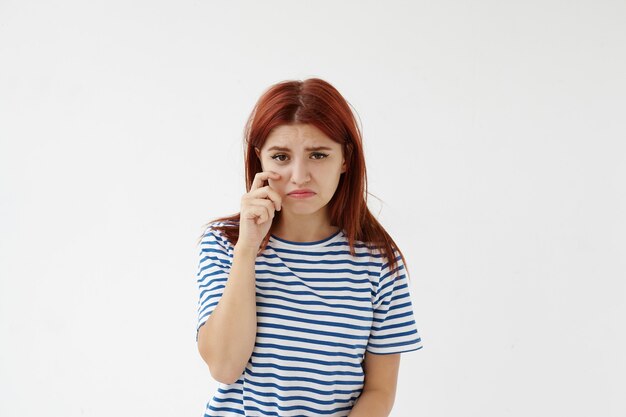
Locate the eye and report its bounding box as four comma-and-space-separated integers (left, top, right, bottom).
270, 152, 329, 162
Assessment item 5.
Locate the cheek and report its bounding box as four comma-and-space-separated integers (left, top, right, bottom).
270, 165, 290, 178
267, 177, 286, 195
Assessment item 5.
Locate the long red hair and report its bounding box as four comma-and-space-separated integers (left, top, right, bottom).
199, 78, 410, 280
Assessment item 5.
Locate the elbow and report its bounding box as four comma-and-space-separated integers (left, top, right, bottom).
210, 350, 248, 384
198, 343, 244, 385
210, 366, 242, 385
196, 321, 248, 384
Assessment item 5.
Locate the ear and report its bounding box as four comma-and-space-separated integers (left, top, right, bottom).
254, 147, 261, 158
341, 158, 347, 174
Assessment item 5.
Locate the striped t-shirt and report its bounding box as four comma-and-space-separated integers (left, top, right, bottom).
195, 221, 423, 417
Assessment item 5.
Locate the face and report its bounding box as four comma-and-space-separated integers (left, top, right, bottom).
255, 123, 347, 216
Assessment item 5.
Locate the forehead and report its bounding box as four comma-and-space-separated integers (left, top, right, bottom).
262, 124, 340, 150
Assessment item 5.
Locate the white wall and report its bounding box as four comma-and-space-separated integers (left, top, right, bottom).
1, 1, 624, 416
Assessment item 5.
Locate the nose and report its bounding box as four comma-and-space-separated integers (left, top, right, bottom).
289, 158, 311, 185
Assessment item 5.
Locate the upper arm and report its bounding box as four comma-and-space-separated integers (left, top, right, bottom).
362, 351, 401, 403
366, 251, 423, 354
196, 225, 233, 343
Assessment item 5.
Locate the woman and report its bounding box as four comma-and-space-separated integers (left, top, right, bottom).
195, 78, 423, 417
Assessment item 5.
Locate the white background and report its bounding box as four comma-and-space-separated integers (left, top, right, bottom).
1, 1, 625, 416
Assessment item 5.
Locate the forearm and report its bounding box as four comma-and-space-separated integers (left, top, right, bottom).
198, 243, 258, 382
349, 389, 394, 417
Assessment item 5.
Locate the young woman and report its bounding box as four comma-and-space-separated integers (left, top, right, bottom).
195, 78, 423, 417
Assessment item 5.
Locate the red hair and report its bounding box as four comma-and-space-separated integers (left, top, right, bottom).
200, 78, 410, 280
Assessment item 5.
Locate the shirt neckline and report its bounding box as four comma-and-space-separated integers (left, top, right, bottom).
269, 229, 345, 249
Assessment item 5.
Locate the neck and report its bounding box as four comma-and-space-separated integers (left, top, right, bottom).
271, 209, 338, 242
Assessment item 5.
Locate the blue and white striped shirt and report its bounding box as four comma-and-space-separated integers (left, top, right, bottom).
196, 221, 423, 416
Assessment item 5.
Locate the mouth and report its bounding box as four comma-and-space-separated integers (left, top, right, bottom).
288, 192, 316, 198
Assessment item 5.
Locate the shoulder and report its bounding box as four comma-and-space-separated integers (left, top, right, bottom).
333, 234, 386, 281
200, 221, 237, 250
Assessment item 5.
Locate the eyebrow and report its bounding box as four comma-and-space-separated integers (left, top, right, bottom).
266, 145, 334, 152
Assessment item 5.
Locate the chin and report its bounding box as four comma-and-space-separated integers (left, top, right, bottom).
289, 207, 317, 215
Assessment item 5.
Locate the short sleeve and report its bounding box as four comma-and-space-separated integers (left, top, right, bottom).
366, 249, 423, 354
195, 224, 233, 342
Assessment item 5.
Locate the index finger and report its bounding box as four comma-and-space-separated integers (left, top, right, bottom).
251, 171, 281, 191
